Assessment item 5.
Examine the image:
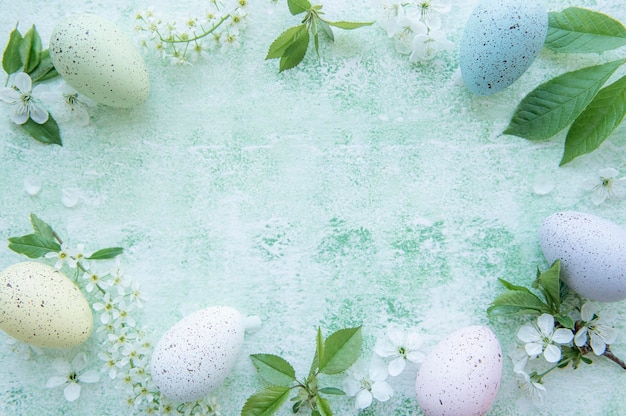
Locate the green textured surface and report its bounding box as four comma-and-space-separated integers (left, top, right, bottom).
0, 0, 625, 415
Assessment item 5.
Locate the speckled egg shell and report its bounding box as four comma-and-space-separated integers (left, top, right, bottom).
460, 0, 548, 95
150, 306, 245, 402
540, 211, 626, 302
49, 14, 149, 108
415, 325, 502, 416
0, 262, 93, 348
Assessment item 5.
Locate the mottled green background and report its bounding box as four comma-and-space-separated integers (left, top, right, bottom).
1, 0, 625, 415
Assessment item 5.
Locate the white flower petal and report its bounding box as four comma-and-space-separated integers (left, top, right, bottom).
388, 356, 406, 376
590, 335, 607, 356
591, 190, 607, 205
29, 103, 49, 124
599, 168, 618, 178
72, 352, 88, 372
79, 370, 100, 383
552, 328, 574, 344
11, 106, 30, 125
574, 327, 588, 347
0, 87, 21, 103
342, 377, 361, 397
63, 382, 81, 402
580, 302, 596, 322
387, 326, 406, 346
369, 357, 389, 381
537, 314, 555, 336
406, 350, 425, 364
517, 325, 540, 343
46, 376, 68, 388
543, 344, 562, 363
13, 72, 32, 92
374, 339, 397, 358
355, 389, 373, 409
51, 358, 71, 375
524, 342, 543, 357
371, 380, 393, 402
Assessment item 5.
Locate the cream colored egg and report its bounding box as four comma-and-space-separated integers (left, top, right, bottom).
0, 262, 93, 348
49, 14, 149, 108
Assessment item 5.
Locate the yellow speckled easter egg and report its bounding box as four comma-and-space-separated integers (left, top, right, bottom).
0, 262, 93, 348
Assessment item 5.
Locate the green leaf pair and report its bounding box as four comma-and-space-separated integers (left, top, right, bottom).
243, 326, 362, 416
3, 24, 58, 82
8, 213, 124, 261
488, 260, 571, 324
266, 0, 373, 72
505, 7, 626, 165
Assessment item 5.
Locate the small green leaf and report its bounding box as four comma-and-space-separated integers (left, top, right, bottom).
8, 234, 61, 258
318, 387, 345, 395
504, 58, 626, 141
318, 19, 335, 42
581, 356, 593, 365
315, 396, 333, 416
266, 25, 306, 60
287, 0, 312, 15
29, 49, 58, 83
3, 26, 23, 74
534, 261, 561, 313
21, 115, 62, 146
250, 354, 297, 387
241, 385, 291, 416
488, 291, 549, 316
19, 25, 42, 74
324, 21, 374, 30
560, 74, 626, 165
279, 29, 310, 72
546, 7, 626, 53
30, 213, 56, 241
556, 315, 575, 329
498, 278, 535, 294
87, 247, 124, 260
319, 326, 362, 375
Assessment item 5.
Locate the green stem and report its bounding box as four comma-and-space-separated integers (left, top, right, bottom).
157, 15, 230, 44
536, 357, 571, 381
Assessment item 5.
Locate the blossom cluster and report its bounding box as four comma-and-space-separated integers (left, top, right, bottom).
0, 72, 93, 127
342, 325, 425, 409
582, 168, 626, 205
375, 0, 454, 63
135, 0, 249, 65
29, 242, 222, 415
512, 303, 617, 404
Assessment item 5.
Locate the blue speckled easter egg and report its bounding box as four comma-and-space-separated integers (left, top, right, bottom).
460, 0, 548, 95
49, 14, 149, 108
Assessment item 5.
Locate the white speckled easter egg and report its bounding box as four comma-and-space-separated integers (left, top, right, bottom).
460, 0, 548, 95
416, 326, 502, 416
151, 306, 245, 402
540, 211, 626, 302
0, 262, 93, 348
49, 14, 149, 108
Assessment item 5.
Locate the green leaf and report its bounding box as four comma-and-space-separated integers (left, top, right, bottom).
29, 49, 58, 83
323, 21, 374, 30
546, 7, 626, 53
30, 213, 56, 241
504, 58, 626, 141
19, 25, 42, 74
279, 29, 310, 72
560, 74, 626, 165
533, 261, 561, 313
8, 234, 61, 258
3, 26, 23, 74
87, 247, 124, 260
319, 326, 362, 375
556, 315, 575, 329
318, 19, 334, 42
318, 387, 345, 395
241, 385, 291, 416
287, 0, 311, 15
250, 354, 297, 387
488, 291, 549, 316
266, 25, 306, 60
498, 278, 535, 294
21, 115, 62, 146
315, 396, 333, 416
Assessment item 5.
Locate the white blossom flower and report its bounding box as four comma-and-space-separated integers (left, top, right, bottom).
112, 300, 136, 327
0, 72, 49, 124
93, 292, 117, 324
376, 1, 404, 36
512, 354, 547, 405
98, 350, 122, 379
574, 302, 617, 356
517, 313, 573, 363
343, 358, 393, 409
415, 0, 451, 30
582, 168, 626, 205
409, 30, 454, 63
46, 352, 100, 401
391, 16, 427, 55
39, 83, 94, 126
44, 243, 77, 269
375, 326, 425, 376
